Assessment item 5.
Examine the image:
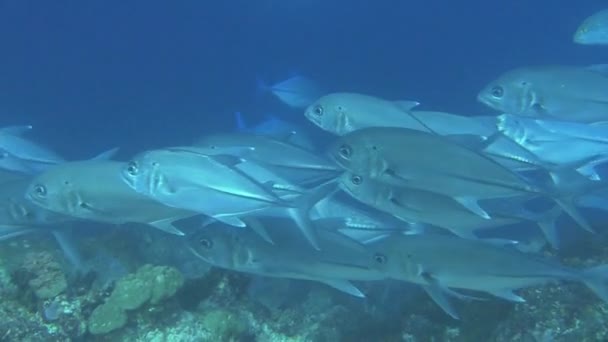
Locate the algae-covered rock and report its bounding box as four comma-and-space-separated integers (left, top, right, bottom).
88, 302, 128, 335
109, 272, 152, 310
146, 264, 184, 304
86, 264, 184, 336
20, 251, 67, 299
200, 308, 250, 340
107, 264, 184, 311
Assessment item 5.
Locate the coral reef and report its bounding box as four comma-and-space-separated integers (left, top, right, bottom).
1, 231, 608, 341
14, 251, 67, 300
87, 264, 184, 335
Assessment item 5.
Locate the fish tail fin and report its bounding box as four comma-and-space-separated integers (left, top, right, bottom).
287, 206, 320, 250
535, 206, 562, 249
552, 196, 595, 234
536, 157, 600, 235
548, 155, 604, 189
234, 111, 248, 131
582, 264, 608, 302
288, 179, 340, 251
575, 157, 606, 181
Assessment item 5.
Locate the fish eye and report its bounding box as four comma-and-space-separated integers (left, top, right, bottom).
199, 238, 213, 249
491, 86, 504, 98
351, 175, 362, 185
339, 144, 352, 158
313, 105, 324, 116
373, 253, 387, 264
33, 184, 47, 198
126, 161, 138, 176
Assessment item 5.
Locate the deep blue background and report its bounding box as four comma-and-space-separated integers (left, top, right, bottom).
1, 1, 608, 159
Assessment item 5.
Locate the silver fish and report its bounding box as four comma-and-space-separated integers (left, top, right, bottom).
478, 65, 608, 123
122, 147, 283, 225
304, 92, 420, 136
187, 222, 389, 297
497, 114, 608, 177
498, 113, 608, 143
127, 147, 338, 250
194, 133, 337, 172
26, 160, 194, 235
338, 172, 560, 245
328, 127, 542, 213
194, 133, 339, 186
374, 234, 608, 319
0, 177, 72, 240
310, 191, 414, 244
328, 127, 591, 232
574, 9, 608, 45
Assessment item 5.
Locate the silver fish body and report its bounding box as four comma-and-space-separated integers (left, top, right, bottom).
26, 160, 195, 235
478, 65, 608, 123
373, 234, 608, 318
329, 127, 541, 201
574, 9, 608, 45
188, 222, 388, 297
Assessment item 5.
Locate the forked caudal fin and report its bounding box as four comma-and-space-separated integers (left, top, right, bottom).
287, 178, 341, 251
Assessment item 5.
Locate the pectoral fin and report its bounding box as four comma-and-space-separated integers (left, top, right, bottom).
454, 196, 491, 219
147, 217, 186, 236
487, 289, 526, 302
320, 279, 366, 298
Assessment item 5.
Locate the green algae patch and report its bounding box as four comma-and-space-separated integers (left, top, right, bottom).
109, 272, 152, 310
87, 264, 184, 335
146, 265, 184, 304
108, 264, 184, 311
88, 302, 128, 335
201, 308, 249, 340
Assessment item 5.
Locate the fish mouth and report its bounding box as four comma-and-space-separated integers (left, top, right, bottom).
23, 193, 40, 207
572, 28, 586, 43
23, 187, 43, 208
188, 246, 213, 264
119, 169, 137, 189
303, 110, 323, 128
573, 33, 589, 44
325, 148, 349, 170
476, 92, 497, 109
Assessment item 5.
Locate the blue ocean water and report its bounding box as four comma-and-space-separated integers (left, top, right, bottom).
0, 1, 606, 157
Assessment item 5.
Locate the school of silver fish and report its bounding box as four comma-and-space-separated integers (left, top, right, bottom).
4, 9, 608, 319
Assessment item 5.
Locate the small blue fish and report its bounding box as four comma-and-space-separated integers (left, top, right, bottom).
258, 76, 324, 109
574, 9, 608, 45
